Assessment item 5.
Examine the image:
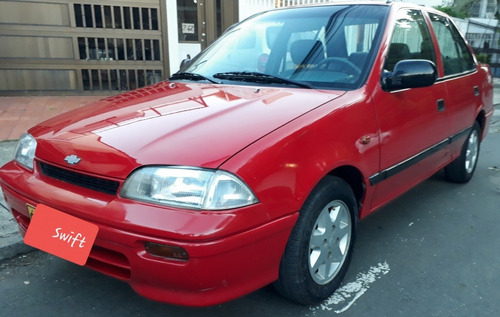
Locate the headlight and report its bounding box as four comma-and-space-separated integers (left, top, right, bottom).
120, 166, 258, 210
14, 133, 37, 170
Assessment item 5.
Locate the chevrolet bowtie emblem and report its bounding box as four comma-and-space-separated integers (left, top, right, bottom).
64, 155, 81, 165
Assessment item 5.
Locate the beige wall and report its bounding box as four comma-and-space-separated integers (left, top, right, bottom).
0, 1, 70, 25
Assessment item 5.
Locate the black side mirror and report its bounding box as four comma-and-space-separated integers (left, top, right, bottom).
382, 59, 437, 91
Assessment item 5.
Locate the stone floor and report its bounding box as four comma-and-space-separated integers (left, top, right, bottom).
0, 96, 104, 141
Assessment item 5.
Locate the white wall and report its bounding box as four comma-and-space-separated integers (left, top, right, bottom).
238, 0, 275, 20
165, 1, 202, 76
238, 0, 340, 21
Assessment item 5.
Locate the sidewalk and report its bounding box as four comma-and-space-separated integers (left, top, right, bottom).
0, 96, 104, 141
0, 96, 105, 260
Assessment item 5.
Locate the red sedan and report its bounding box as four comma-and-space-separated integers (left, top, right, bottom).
0, 1, 494, 306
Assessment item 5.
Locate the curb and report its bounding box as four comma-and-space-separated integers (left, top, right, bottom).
493, 78, 500, 89
0, 204, 34, 261
0, 140, 28, 261
0, 237, 34, 261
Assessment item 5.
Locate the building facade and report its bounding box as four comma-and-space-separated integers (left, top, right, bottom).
454, 0, 498, 19
0, 0, 238, 95
0, 0, 353, 95
453, 0, 500, 76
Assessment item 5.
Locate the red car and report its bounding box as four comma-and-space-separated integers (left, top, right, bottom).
0, 1, 494, 306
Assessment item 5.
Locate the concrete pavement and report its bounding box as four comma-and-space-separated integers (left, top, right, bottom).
1, 86, 500, 261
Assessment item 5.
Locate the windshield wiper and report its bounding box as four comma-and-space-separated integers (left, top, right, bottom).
213, 72, 313, 89
170, 72, 221, 84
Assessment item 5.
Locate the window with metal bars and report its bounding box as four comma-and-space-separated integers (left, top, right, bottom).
73, 3, 163, 91
82, 69, 162, 91
74, 4, 159, 30
77, 38, 161, 61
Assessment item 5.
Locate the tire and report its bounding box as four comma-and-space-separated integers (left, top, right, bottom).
445, 121, 481, 183
274, 176, 358, 304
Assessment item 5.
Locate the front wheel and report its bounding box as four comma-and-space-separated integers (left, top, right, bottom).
274, 176, 358, 304
445, 122, 481, 183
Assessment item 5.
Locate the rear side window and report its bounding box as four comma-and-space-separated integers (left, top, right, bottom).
429, 13, 475, 76
385, 9, 436, 72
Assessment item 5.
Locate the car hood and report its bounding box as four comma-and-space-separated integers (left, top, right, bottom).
30, 82, 342, 179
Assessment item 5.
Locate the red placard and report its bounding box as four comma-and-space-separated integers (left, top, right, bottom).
24, 204, 99, 266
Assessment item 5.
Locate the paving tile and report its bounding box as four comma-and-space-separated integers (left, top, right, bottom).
0, 96, 106, 141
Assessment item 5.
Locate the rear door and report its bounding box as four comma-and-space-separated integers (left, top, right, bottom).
428, 12, 479, 137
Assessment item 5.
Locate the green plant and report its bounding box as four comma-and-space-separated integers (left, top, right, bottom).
434, 0, 471, 19
475, 53, 491, 64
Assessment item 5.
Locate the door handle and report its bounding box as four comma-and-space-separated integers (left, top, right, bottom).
437, 99, 445, 112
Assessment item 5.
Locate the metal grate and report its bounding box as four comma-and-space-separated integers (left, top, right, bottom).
73, 2, 164, 92
77, 38, 161, 62
81, 68, 162, 91
39, 162, 120, 195
73, 4, 159, 30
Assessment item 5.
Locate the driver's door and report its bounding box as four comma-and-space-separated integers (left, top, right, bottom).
370, 8, 451, 209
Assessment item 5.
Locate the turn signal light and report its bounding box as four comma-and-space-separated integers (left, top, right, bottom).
144, 242, 189, 261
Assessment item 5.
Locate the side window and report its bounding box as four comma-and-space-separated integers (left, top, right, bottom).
385, 9, 436, 72
429, 13, 475, 76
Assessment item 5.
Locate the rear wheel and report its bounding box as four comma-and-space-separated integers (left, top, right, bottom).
274, 176, 357, 304
445, 122, 481, 183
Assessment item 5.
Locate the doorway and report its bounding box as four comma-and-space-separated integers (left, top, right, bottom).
176, 0, 239, 52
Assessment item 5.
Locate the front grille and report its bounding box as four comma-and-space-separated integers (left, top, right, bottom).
39, 162, 120, 195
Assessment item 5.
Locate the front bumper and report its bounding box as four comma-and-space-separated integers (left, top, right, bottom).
0, 160, 297, 306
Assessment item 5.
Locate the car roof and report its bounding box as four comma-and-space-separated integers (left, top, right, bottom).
269, 1, 435, 11
257, 1, 448, 20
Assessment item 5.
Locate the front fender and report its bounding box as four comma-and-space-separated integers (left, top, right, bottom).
221, 90, 379, 220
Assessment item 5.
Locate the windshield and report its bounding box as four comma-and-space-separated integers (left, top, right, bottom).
179, 5, 389, 90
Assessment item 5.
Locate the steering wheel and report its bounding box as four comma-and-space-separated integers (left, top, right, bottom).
316, 57, 361, 77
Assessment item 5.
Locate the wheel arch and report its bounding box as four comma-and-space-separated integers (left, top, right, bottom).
327, 165, 365, 217
476, 110, 486, 141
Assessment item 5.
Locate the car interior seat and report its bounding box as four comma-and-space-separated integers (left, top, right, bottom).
290, 40, 325, 67
385, 43, 411, 71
